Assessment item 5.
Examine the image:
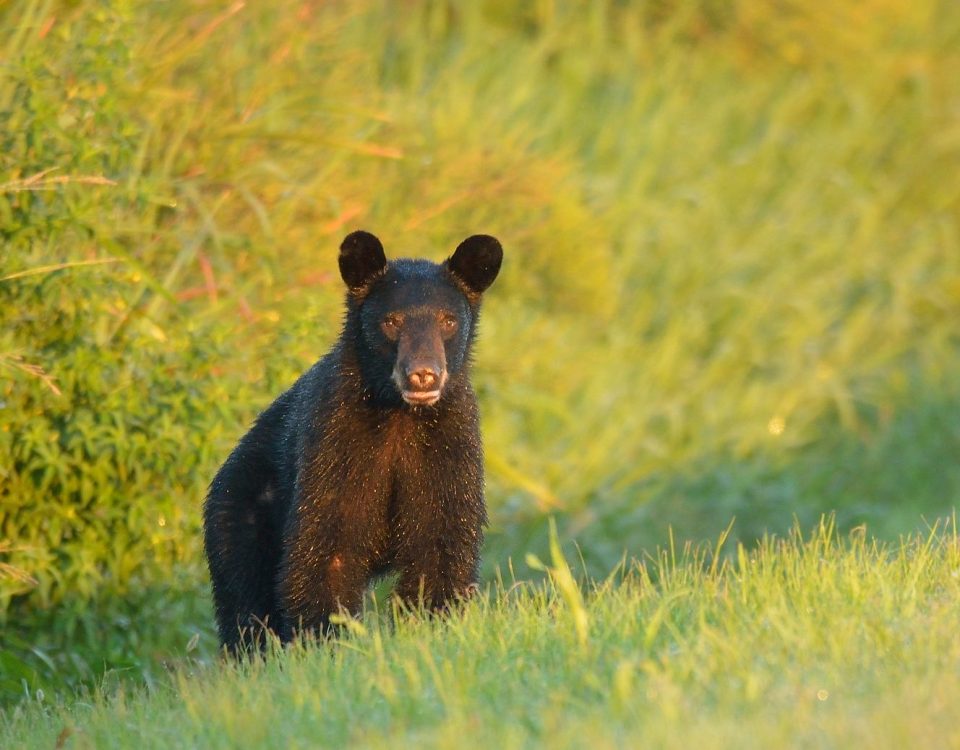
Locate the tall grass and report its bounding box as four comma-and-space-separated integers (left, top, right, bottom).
3, 520, 959, 748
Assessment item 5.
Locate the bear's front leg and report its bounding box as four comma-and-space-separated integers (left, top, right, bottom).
394, 553, 480, 614
392, 428, 487, 613
392, 494, 485, 613
276, 527, 371, 642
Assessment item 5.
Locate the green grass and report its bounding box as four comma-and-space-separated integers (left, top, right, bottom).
1, 0, 959, 724
3, 520, 960, 748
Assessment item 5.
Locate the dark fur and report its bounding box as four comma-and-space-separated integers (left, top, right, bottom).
203, 231, 502, 651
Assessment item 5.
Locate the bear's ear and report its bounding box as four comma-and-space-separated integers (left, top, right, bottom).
339, 231, 388, 290
445, 235, 503, 296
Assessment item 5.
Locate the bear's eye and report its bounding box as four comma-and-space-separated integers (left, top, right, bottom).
381, 314, 403, 339
440, 315, 459, 336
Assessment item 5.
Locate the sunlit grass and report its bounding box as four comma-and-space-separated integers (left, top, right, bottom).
3, 520, 959, 748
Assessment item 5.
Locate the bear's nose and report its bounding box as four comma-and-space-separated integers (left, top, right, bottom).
407, 367, 439, 391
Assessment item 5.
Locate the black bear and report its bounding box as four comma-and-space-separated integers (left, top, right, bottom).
203, 230, 502, 651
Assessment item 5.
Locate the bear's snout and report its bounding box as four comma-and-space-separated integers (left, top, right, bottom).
391, 319, 449, 406
397, 362, 448, 406
407, 366, 439, 391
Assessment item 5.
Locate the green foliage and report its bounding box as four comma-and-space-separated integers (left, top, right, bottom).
1, 0, 959, 706
3, 520, 960, 748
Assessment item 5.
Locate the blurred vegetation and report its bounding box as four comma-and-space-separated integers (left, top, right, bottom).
1, 0, 958, 702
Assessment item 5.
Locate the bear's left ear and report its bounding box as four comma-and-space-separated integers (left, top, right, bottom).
445, 235, 503, 296
339, 231, 388, 290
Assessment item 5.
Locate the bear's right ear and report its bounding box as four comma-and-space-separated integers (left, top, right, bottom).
339, 231, 388, 290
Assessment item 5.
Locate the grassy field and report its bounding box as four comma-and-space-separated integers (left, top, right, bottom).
3, 521, 960, 748
2, 0, 959, 738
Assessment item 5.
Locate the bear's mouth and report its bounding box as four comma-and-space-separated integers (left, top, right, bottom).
401, 389, 441, 406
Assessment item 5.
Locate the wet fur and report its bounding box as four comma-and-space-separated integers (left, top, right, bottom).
203, 233, 500, 651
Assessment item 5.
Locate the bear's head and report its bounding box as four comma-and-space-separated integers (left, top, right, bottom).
338, 230, 502, 407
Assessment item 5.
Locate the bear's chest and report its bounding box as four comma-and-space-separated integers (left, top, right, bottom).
308, 400, 457, 509
365, 410, 433, 477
